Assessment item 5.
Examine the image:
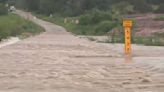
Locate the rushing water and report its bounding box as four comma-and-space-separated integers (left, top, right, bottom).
0, 37, 20, 48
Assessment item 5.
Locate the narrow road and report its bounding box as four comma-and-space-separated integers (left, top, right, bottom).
0, 10, 164, 92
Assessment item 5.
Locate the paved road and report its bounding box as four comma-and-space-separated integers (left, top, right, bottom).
0, 10, 164, 92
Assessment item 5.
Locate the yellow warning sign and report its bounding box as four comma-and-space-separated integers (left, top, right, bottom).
123, 19, 133, 55
123, 19, 132, 27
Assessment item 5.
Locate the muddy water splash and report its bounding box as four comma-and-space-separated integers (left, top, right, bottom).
0, 37, 20, 48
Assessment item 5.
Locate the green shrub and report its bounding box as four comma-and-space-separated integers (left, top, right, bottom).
129, 0, 152, 13
0, 3, 7, 15
79, 10, 112, 25
0, 29, 9, 41
111, 1, 134, 14
79, 14, 92, 25
155, 4, 164, 13
94, 21, 116, 35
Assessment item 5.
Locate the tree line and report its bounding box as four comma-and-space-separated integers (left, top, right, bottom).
0, 0, 8, 15
12, 0, 164, 36
13, 0, 164, 16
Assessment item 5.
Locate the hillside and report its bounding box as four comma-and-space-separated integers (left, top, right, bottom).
128, 14, 164, 36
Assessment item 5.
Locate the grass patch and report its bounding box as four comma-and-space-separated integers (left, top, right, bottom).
0, 13, 45, 40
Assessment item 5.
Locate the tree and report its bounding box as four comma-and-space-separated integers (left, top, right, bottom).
39, 0, 55, 15
155, 4, 164, 13
128, 0, 152, 13
0, 3, 7, 15
0, 0, 6, 3
26, 0, 39, 11
14, 0, 162, 15
111, 1, 134, 14
147, 0, 164, 5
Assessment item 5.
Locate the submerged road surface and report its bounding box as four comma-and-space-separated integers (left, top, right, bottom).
0, 10, 164, 92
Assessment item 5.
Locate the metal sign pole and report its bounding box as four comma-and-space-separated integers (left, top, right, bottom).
123, 19, 133, 55
125, 27, 131, 54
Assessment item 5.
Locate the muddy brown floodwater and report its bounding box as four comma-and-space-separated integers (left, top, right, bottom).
0, 10, 163, 92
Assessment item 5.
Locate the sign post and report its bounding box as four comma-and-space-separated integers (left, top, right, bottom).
123, 19, 133, 55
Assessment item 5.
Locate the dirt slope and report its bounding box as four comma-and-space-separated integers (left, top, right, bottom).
0, 10, 163, 92
128, 14, 164, 36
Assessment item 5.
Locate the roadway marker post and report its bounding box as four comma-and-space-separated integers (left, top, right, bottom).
123, 19, 133, 55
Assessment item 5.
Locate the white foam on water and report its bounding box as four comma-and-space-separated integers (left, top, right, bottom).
0, 37, 20, 48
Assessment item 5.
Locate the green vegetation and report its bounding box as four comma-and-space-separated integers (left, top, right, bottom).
15, 0, 163, 16
155, 4, 164, 13
0, 3, 7, 15
36, 14, 95, 35
35, 11, 164, 46
95, 21, 116, 35
35, 10, 120, 36
13, 0, 164, 35
13, 0, 164, 46
0, 14, 44, 41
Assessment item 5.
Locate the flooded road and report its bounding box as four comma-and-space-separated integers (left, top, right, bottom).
0, 10, 163, 92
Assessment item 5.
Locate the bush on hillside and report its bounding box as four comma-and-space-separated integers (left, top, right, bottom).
79, 14, 92, 25
94, 21, 116, 35
129, 0, 152, 13
0, 3, 7, 15
155, 4, 164, 13
111, 1, 134, 14
79, 10, 112, 25
0, 30, 9, 41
